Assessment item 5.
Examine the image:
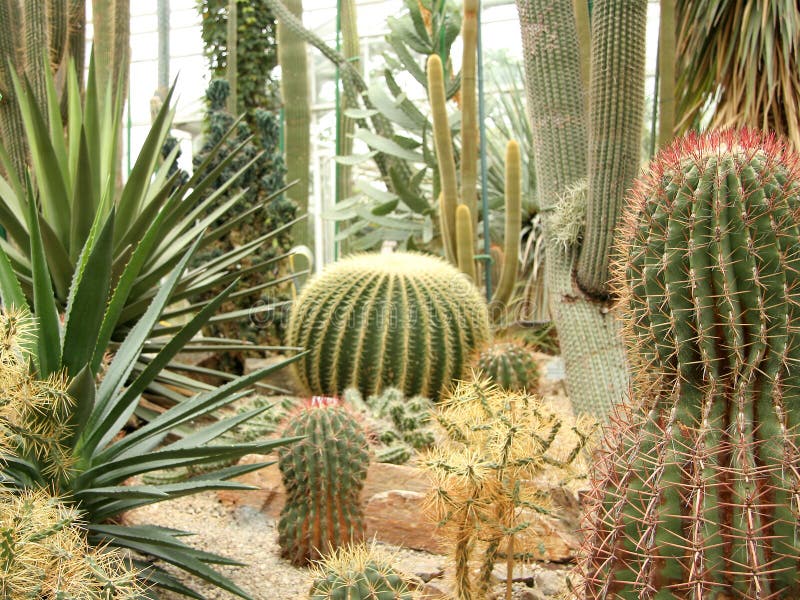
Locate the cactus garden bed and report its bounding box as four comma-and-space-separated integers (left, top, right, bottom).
122, 354, 577, 599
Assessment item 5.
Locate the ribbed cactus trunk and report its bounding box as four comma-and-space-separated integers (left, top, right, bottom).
579, 130, 800, 599
336, 0, 359, 206
278, 0, 311, 247
225, 0, 238, 115
92, 0, 129, 110
278, 401, 369, 566
576, 1, 647, 294
0, 0, 85, 177
516, 0, 637, 418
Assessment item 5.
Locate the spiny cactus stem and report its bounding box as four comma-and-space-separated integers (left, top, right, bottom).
460, 0, 478, 231
456, 204, 477, 282
428, 54, 459, 264
489, 140, 521, 312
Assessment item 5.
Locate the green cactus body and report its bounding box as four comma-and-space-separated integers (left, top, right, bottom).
369, 387, 435, 450
278, 400, 370, 565
579, 130, 800, 598
287, 252, 491, 400
475, 340, 539, 392
309, 544, 415, 600
374, 444, 411, 465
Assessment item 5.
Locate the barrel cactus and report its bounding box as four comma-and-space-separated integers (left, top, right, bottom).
287, 252, 491, 400
475, 340, 539, 392
278, 398, 370, 565
309, 543, 416, 600
578, 130, 800, 598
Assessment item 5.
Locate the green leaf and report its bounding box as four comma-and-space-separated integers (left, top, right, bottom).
389, 166, 431, 214
10, 72, 72, 243
65, 366, 96, 448
333, 151, 378, 166
62, 210, 114, 376
26, 181, 62, 376
0, 244, 29, 312
372, 198, 400, 215
354, 129, 424, 162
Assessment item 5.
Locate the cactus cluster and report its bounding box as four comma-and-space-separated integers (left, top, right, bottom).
278, 398, 370, 565
427, 30, 521, 315
287, 252, 491, 400
578, 130, 800, 598
309, 543, 416, 600
368, 388, 436, 451
475, 339, 540, 392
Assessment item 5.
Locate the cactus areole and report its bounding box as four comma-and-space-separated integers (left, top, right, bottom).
578, 130, 800, 598
287, 252, 491, 400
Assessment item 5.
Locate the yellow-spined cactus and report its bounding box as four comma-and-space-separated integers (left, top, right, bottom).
287, 252, 491, 400
421, 376, 596, 600
0, 490, 144, 599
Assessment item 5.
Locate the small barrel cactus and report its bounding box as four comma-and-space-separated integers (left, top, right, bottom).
309, 543, 416, 600
287, 252, 491, 400
474, 340, 539, 392
278, 397, 370, 565
578, 130, 800, 598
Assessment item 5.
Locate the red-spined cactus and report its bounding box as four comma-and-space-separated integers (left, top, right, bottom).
577, 130, 800, 598
277, 397, 370, 565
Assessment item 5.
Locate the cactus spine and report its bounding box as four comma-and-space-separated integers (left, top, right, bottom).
309, 543, 415, 600
287, 252, 491, 400
475, 339, 539, 392
516, 0, 644, 417
278, 399, 370, 566
277, 0, 311, 247
578, 130, 800, 598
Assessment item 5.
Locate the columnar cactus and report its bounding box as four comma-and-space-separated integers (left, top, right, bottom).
309, 544, 416, 600
278, 398, 370, 565
475, 340, 539, 392
578, 130, 800, 598
287, 252, 491, 400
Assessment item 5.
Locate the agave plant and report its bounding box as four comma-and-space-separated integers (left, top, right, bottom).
0, 242, 304, 597
0, 58, 307, 598
0, 57, 306, 407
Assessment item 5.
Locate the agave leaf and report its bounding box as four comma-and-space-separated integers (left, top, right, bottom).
101, 354, 306, 461
79, 236, 203, 455
64, 366, 96, 448
26, 182, 62, 377
62, 210, 114, 375
0, 245, 29, 312
90, 533, 254, 599
11, 71, 71, 243
132, 562, 205, 600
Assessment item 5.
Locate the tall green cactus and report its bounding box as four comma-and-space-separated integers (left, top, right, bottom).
278, 399, 370, 566
278, 0, 311, 247
578, 130, 800, 598
516, 0, 646, 417
427, 50, 521, 314
287, 252, 491, 400
0, 0, 84, 176
92, 0, 129, 111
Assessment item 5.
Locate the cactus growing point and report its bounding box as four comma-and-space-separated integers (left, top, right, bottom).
578, 130, 800, 598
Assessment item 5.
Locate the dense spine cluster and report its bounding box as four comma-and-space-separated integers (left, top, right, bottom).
475, 340, 539, 392
278, 400, 370, 566
287, 252, 491, 400
308, 544, 415, 600
578, 130, 800, 598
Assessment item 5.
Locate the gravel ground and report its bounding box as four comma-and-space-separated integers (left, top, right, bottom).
124, 492, 442, 600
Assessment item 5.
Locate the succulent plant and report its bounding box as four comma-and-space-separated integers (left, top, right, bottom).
287, 252, 491, 400
308, 543, 416, 600
578, 130, 800, 598
475, 340, 539, 392
368, 388, 435, 450
278, 398, 370, 565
